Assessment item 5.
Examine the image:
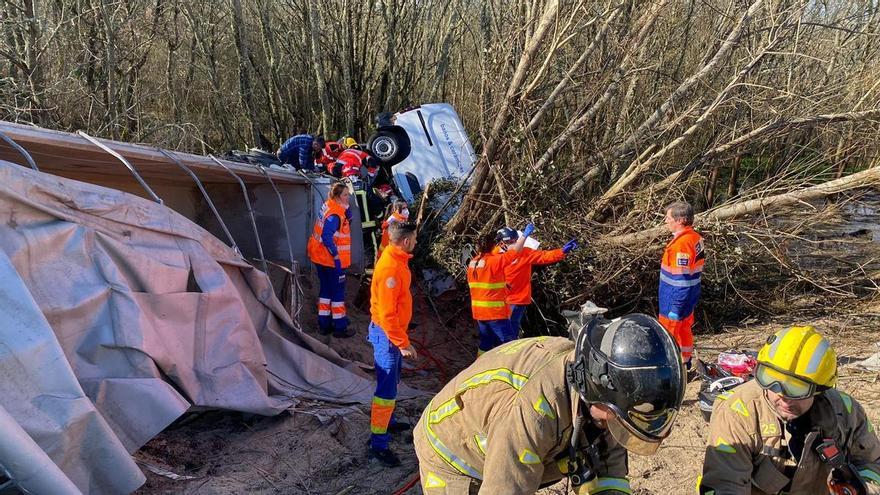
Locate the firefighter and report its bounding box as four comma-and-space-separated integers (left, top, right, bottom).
658, 200, 704, 368
413, 311, 685, 494
493, 227, 578, 334
332, 147, 375, 180
377, 201, 410, 259
467, 225, 532, 356
699, 326, 880, 495
316, 140, 345, 170
306, 182, 354, 337
368, 221, 419, 467
277, 133, 325, 171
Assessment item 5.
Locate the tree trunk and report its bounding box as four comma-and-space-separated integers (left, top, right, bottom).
727, 154, 741, 199
447, 0, 560, 233
307, 0, 331, 134
230, 0, 260, 146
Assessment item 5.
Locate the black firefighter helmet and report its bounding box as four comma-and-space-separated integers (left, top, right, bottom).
566, 314, 685, 455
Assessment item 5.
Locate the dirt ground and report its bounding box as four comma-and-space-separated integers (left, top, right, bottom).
135, 277, 880, 495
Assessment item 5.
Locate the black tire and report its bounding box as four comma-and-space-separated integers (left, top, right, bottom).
368, 127, 411, 167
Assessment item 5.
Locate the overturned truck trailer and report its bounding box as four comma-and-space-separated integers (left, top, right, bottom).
0, 121, 374, 494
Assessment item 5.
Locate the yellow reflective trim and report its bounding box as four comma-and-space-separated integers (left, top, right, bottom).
424, 420, 482, 479
717, 390, 734, 401
839, 391, 853, 414
424, 472, 447, 489
585, 477, 632, 494
714, 437, 736, 454
459, 368, 529, 392
472, 300, 507, 308
468, 281, 506, 289
474, 433, 487, 455
371, 425, 387, 434
557, 457, 570, 474
533, 395, 557, 420
518, 448, 541, 465
730, 399, 749, 418
428, 398, 461, 425
497, 336, 547, 355
372, 397, 395, 407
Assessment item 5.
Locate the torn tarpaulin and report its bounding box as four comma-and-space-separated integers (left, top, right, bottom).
0, 160, 396, 493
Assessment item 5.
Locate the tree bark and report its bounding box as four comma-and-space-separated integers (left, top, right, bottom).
307, 0, 331, 134
447, 0, 561, 233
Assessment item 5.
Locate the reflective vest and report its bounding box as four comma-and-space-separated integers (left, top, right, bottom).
307, 200, 352, 268
658, 227, 704, 319
378, 211, 409, 256
335, 149, 369, 178
467, 250, 517, 320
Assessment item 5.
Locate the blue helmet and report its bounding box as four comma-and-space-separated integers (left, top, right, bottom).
495, 227, 517, 243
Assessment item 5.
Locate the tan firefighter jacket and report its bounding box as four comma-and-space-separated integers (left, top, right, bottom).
700, 380, 880, 494
416, 336, 630, 494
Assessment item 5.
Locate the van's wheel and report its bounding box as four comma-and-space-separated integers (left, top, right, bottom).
368, 128, 410, 167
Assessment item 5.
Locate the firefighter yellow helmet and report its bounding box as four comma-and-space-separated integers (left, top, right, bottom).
755, 326, 837, 398
342, 136, 358, 149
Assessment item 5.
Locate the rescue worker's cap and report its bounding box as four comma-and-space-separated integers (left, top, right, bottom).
567, 314, 685, 456
755, 326, 836, 399
495, 227, 517, 243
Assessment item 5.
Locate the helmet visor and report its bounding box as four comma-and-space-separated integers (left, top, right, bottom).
604, 407, 677, 456
755, 363, 816, 399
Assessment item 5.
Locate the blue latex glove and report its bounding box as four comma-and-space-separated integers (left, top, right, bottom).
522, 223, 536, 237
562, 239, 578, 254
667, 311, 680, 321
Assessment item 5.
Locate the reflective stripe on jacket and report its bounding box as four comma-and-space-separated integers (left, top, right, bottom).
370, 244, 413, 349
307, 200, 351, 267
659, 227, 704, 319
335, 149, 369, 177
416, 336, 630, 493
493, 246, 565, 305
467, 249, 519, 320
699, 380, 880, 494
317, 142, 343, 167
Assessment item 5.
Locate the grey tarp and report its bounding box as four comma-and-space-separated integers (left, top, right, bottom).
0, 160, 379, 494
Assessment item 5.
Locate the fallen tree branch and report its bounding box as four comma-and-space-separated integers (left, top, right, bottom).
602, 163, 880, 246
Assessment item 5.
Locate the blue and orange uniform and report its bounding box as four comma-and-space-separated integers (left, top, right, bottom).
658, 226, 704, 363
307, 199, 352, 335
492, 245, 566, 334
467, 249, 521, 355
368, 243, 413, 450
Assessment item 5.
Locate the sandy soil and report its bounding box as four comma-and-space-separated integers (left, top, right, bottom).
135, 279, 880, 495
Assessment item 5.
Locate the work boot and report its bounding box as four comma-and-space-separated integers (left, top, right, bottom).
317, 325, 332, 336
368, 445, 401, 467
333, 327, 357, 338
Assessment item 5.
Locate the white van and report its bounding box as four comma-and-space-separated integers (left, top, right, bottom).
368, 103, 477, 202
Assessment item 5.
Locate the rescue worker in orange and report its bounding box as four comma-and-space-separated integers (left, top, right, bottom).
494, 227, 578, 334
658, 201, 704, 369
368, 221, 419, 467
306, 182, 354, 337
467, 224, 533, 356
377, 201, 409, 259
